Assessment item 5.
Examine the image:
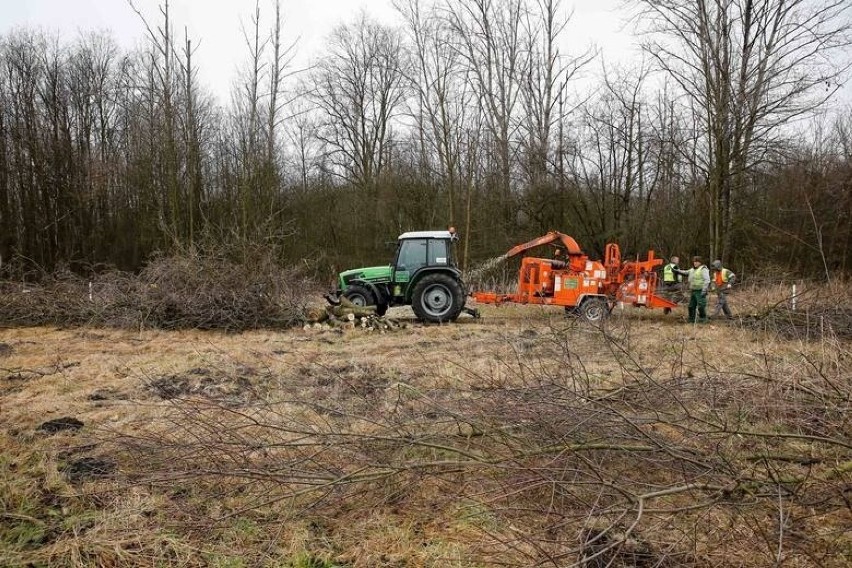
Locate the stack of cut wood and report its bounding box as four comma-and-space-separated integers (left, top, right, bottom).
304, 297, 408, 332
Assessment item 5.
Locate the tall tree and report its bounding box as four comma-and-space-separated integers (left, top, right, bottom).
637, 0, 852, 260
518, 0, 592, 186
444, 0, 526, 217
395, 0, 476, 226
310, 14, 408, 191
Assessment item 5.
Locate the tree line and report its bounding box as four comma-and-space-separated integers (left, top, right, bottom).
0, 0, 850, 282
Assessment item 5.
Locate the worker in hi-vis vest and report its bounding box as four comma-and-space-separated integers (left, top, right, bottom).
710, 259, 736, 319
661, 256, 682, 301
675, 256, 710, 323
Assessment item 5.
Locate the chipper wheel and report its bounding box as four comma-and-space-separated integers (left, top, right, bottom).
578, 297, 609, 322
411, 274, 465, 323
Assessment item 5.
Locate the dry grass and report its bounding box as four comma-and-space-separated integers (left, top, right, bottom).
1, 289, 850, 567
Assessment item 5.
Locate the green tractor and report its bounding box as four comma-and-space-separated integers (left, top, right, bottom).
330, 229, 470, 323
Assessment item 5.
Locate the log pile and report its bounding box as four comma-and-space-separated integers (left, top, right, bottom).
304, 297, 408, 332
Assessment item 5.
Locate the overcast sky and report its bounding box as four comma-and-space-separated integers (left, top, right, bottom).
0, 0, 635, 101
2, 0, 849, 110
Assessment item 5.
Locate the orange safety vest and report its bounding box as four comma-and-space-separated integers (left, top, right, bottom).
714, 268, 732, 287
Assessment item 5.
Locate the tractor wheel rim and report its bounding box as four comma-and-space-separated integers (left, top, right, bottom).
349, 294, 367, 306
423, 284, 452, 317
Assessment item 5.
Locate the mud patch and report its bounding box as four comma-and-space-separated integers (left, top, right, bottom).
298, 363, 400, 416
61, 457, 116, 483
88, 388, 127, 401
0, 342, 13, 357
146, 366, 259, 404
37, 417, 84, 434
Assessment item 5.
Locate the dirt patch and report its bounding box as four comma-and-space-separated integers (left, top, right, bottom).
87, 388, 127, 401
61, 457, 116, 483
146, 367, 258, 404
0, 342, 12, 357
37, 417, 84, 434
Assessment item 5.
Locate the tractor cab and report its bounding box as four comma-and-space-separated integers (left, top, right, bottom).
391, 230, 458, 297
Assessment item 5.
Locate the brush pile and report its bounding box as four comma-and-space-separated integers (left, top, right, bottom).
0, 251, 314, 331
738, 283, 852, 340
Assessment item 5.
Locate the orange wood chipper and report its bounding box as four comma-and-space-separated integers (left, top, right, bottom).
471, 231, 677, 321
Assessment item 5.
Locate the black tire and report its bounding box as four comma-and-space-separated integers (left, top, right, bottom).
411, 273, 465, 323
343, 284, 375, 307
375, 303, 388, 317
579, 297, 608, 322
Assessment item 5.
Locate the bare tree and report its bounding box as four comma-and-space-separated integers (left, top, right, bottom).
310, 14, 409, 192
283, 100, 323, 192
395, 0, 478, 227
568, 68, 652, 252
518, 0, 593, 186
636, 0, 852, 260
444, 0, 526, 216
225, 0, 298, 241
265, 0, 298, 169
128, 0, 202, 245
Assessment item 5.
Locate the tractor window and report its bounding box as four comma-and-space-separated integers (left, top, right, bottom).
396, 239, 428, 271
428, 239, 448, 265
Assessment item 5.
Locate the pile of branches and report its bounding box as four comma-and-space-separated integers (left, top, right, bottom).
105, 324, 852, 566
0, 251, 315, 331
739, 284, 852, 340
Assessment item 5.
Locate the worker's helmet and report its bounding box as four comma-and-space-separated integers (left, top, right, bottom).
712, 260, 722, 269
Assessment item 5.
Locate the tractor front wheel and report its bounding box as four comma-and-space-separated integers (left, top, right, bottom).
343, 284, 375, 308
411, 274, 464, 323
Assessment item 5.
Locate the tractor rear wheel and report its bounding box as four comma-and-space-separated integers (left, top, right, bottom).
343, 284, 375, 308
411, 274, 465, 323
579, 297, 608, 322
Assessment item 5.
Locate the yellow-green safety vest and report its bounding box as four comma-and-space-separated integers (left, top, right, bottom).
663, 263, 675, 283
690, 266, 707, 290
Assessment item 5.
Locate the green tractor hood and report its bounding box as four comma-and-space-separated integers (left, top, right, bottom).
337, 265, 393, 290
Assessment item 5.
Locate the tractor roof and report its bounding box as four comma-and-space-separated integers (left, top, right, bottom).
398, 230, 454, 240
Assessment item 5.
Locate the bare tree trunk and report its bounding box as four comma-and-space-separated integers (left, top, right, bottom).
445, 0, 526, 224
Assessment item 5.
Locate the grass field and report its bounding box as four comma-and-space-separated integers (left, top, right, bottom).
1, 292, 850, 567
